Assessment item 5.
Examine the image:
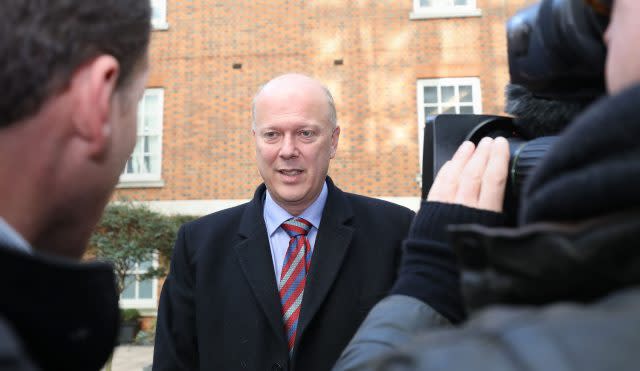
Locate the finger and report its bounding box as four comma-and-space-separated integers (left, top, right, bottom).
454, 137, 493, 207
478, 137, 510, 212
427, 141, 475, 202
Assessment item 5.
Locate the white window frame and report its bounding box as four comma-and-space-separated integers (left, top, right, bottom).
151, 0, 169, 30
410, 0, 482, 20
416, 77, 482, 176
118, 88, 165, 188
119, 255, 159, 310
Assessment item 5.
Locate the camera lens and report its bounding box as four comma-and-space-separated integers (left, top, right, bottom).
508, 136, 558, 197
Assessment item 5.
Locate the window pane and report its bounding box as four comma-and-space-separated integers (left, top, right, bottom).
143, 117, 156, 135
138, 279, 153, 299
442, 105, 456, 114
151, 5, 161, 22
131, 154, 142, 173
139, 259, 153, 271
125, 157, 134, 174
121, 89, 163, 177
121, 275, 136, 299
459, 106, 474, 114
425, 106, 439, 118
459, 85, 473, 103
145, 136, 161, 156
421, 0, 454, 6
143, 136, 161, 175
420, 0, 459, 7
423, 87, 438, 104
130, 140, 144, 173
143, 95, 160, 133
151, 0, 165, 22
441, 86, 456, 105
454, 0, 469, 5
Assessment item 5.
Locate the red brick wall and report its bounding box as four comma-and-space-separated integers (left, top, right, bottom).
115, 0, 536, 202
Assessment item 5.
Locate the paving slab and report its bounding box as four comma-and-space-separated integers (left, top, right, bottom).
103, 345, 153, 371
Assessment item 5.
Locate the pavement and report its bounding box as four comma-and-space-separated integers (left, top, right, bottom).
104, 346, 154, 371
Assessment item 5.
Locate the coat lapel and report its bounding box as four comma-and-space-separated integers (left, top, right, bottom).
233, 185, 286, 345
295, 178, 354, 348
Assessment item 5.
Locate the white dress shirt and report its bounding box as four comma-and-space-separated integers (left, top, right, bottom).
0, 217, 32, 253
263, 182, 328, 282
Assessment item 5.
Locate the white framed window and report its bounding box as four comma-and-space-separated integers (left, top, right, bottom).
119, 88, 164, 187
151, 0, 168, 30
416, 77, 482, 174
120, 257, 158, 309
410, 0, 482, 19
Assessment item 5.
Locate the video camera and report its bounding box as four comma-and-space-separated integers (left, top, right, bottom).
422, 0, 612, 220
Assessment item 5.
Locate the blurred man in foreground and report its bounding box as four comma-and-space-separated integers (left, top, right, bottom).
0, 1, 151, 369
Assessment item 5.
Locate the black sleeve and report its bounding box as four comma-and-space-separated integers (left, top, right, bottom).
0, 319, 39, 371
152, 225, 199, 370
390, 201, 505, 324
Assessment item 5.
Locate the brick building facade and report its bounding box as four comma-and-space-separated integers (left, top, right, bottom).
114, 0, 536, 313
115, 0, 535, 212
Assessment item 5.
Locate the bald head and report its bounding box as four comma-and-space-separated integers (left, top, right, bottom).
252, 73, 337, 129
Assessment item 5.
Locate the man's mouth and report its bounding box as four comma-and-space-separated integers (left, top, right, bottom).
278, 169, 304, 176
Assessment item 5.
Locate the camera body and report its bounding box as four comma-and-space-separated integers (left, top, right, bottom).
421, 0, 611, 219
422, 114, 557, 221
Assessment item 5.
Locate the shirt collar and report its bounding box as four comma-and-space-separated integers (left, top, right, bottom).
264, 181, 328, 237
0, 217, 32, 253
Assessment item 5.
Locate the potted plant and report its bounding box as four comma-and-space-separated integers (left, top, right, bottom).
118, 309, 141, 344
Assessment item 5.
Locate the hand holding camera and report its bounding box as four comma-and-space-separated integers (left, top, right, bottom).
427, 138, 509, 213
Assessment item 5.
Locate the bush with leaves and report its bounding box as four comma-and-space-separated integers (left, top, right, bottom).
88, 201, 197, 296
120, 308, 141, 323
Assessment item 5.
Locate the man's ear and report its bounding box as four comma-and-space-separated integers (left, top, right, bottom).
69, 55, 120, 159
330, 125, 340, 159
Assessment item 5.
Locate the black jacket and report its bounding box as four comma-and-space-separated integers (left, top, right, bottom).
0, 247, 119, 371
153, 178, 414, 371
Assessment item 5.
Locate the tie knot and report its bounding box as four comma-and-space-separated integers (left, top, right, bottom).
281, 217, 312, 237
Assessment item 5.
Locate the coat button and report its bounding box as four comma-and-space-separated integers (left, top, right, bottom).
271, 362, 284, 371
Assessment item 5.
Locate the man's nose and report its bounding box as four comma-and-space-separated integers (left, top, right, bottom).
279, 134, 299, 158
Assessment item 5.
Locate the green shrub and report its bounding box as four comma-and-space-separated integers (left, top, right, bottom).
89, 201, 198, 296
120, 308, 141, 323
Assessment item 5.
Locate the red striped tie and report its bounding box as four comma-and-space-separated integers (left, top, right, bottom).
279, 217, 312, 354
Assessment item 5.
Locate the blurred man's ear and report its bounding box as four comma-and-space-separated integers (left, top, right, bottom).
69, 55, 120, 159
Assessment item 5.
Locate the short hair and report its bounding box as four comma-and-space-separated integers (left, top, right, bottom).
0, 0, 151, 128
251, 78, 338, 129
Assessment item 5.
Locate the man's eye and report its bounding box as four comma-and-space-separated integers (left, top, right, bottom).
263, 132, 278, 139
300, 130, 314, 137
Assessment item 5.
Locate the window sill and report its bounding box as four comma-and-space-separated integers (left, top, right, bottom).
410, 8, 482, 20
120, 304, 157, 317
152, 22, 169, 31
117, 179, 165, 189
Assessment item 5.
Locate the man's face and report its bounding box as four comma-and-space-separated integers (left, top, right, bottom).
253, 80, 339, 215
604, 0, 640, 94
